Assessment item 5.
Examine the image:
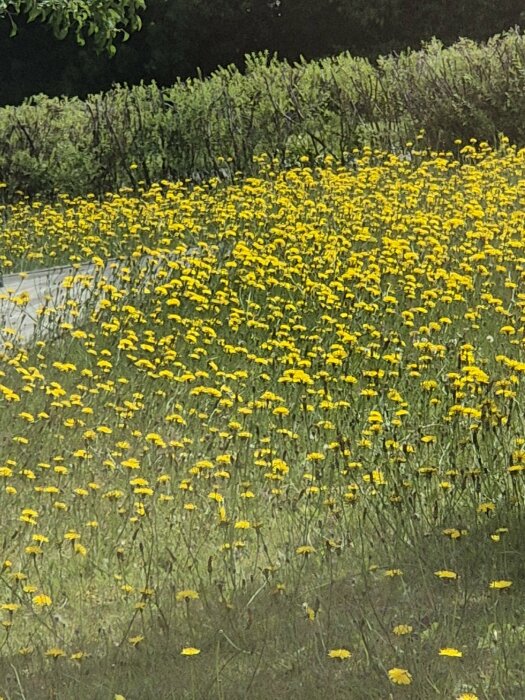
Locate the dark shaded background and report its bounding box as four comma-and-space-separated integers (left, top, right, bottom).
1, 0, 524, 106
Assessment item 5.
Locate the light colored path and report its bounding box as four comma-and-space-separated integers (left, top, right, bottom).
0, 249, 200, 346
0, 260, 120, 345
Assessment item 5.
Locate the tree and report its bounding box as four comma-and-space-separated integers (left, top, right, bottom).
0, 0, 145, 52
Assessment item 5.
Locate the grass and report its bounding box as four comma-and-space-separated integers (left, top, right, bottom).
0, 142, 525, 698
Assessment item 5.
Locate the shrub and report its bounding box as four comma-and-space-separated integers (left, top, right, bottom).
0, 29, 524, 200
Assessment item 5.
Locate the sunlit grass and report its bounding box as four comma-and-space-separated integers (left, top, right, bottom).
0, 140, 525, 698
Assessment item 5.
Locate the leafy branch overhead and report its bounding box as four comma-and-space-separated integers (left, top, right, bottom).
0, 0, 146, 52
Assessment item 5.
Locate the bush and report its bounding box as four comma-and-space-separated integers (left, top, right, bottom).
0, 29, 524, 200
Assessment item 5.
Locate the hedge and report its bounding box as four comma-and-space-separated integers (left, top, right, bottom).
0, 28, 524, 199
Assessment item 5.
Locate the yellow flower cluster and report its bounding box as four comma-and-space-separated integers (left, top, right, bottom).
0, 143, 523, 695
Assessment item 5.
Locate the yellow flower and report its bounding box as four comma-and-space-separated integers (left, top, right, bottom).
18, 646, 34, 655
306, 452, 325, 461
45, 647, 65, 658
121, 457, 140, 469
1, 603, 20, 613
273, 406, 289, 416
489, 580, 512, 589
392, 624, 413, 636
296, 545, 316, 556
434, 570, 458, 580
25, 545, 43, 556
327, 648, 351, 660
32, 594, 52, 607
421, 434, 436, 443
74, 543, 88, 556
387, 667, 413, 685
181, 647, 201, 656
64, 530, 80, 541
477, 502, 495, 513
176, 589, 199, 602
439, 647, 463, 658
302, 603, 317, 621
234, 520, 251, 529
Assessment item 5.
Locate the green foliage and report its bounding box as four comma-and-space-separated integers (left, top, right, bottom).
1, 0, 523, 105
2, 145, 525, 697
1, 29, 525, 199
0, 0, 145, 51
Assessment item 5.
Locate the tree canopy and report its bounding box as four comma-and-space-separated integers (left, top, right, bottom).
0, 0, 523, 105
0, 0, 145, 51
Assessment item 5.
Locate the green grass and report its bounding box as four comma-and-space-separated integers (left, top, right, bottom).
1, 147, 525, 698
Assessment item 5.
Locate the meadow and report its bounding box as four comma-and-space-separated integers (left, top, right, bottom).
0, 141, 524, 698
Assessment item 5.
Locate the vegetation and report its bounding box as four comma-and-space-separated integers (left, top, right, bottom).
1, 0, 524, 105
0, 0, 145, 52
0, 28, 525, 201
0, 142, 525, 698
